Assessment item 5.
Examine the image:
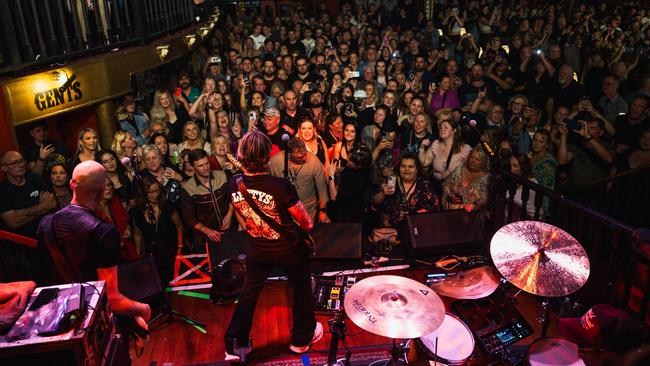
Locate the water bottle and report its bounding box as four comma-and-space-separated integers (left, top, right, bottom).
171, 149, 181, 165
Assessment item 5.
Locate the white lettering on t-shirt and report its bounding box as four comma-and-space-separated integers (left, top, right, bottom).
231, 189, 273, 206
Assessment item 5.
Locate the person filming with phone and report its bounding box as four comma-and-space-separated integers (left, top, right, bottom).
557, 118, 615, 192
372, 153, 439, 231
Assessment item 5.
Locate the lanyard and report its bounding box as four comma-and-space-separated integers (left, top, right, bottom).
399, 178, 417, 208
289, 162, 305, 187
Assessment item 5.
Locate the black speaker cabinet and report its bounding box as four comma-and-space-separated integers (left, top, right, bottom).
208, 225, 363, 260
400, 210, 483, 257
311, 223, 362, 259
118, 255, 162, 304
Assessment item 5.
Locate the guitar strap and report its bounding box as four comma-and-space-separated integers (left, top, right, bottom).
235, 175, 299, 244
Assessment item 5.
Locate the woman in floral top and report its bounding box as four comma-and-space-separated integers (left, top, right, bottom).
526, 129, 557, 190
372, 153, 440, 229
442, 146, 491, 211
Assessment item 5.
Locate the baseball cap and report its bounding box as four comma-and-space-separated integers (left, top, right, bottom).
263, 107, 280, 117
559, 304, 642, 352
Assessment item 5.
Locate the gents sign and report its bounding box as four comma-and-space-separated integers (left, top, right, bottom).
34, 72, 83, 111
1, 63, 118, 126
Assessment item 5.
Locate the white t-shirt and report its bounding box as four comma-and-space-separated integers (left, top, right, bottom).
250, 34, 266, 50
302, 38, 316, 57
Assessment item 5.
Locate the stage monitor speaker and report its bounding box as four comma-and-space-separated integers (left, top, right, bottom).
400, 210, 483, 257
118, 255, 162, 305
208, 231, 249, 299
211, 225, 363, 260
311, 223, 362, 259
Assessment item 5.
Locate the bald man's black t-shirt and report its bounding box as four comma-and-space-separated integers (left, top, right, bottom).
38, 205, 121, 283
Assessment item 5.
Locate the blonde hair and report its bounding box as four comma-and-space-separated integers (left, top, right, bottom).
111, 130, 130, 158
182, 120, 205, 146
148, 121, 169, 136
143, 144, 162, 160
149, 89, 171, 123
435, 108, 454, 127
468, 145, 489, 172
77, 128, 98, 154
414, 112, 433, 133
210, 135, 231, 156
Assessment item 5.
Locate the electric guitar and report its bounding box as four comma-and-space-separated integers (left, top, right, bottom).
226, 153, 317, 254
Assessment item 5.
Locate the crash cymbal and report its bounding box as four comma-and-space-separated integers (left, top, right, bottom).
344, 275, 445, 339
490, 221, 590, 297
429, 266, 501, 299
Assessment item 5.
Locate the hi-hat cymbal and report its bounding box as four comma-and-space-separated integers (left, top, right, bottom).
344, 275, 445, 339
490, 221, 590, 297
429, 266, 501, 299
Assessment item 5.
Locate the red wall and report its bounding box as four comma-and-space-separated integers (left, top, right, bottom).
14, 106, 99, 156
0, 87, 18, 152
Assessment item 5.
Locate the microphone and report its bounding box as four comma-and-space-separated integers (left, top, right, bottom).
460, 115, 483, 137
120, 155, 138, 167
281, 133, 290, 142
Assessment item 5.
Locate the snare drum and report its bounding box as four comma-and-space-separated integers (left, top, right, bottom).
528, 337, 586, 366
406, 313, 475, 365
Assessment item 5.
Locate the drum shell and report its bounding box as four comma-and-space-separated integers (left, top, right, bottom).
405, 313, 475, 365
528, 337, 585, 366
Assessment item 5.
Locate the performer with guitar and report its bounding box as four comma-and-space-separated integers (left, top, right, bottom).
224, 131, 322, 362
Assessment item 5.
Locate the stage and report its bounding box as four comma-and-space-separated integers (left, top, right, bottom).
131, 267, 559, 365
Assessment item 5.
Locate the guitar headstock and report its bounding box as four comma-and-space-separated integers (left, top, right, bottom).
226, 153, 243, 171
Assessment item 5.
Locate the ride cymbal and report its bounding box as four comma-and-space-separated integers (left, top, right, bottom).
490, 221, 590, 297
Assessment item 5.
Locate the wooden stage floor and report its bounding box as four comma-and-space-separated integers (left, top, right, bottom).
131, 267, 558, 365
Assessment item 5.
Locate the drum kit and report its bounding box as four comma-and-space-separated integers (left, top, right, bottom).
335, 221, 591, 366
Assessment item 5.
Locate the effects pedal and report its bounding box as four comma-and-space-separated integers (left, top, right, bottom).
345, 276, 356, 293
312, 274, 354, 312
327, 287, 341, 310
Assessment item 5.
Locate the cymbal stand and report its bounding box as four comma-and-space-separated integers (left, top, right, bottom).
383, 338, 405, 366
538, 298, 551, 339
325, 310, 352, 366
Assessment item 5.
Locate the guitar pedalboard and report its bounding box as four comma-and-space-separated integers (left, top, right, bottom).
311, 274, 356, 312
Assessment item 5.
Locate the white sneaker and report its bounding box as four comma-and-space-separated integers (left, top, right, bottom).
224, 351, 240, 362
289, 322, 323, 353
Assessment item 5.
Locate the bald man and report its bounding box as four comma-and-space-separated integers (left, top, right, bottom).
0, 150, 56, 281
37, 161, 150, 340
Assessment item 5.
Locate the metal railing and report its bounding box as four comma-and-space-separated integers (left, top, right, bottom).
492, 171, 649, 320
575, 164, 650, 229
0, 0, 216, 76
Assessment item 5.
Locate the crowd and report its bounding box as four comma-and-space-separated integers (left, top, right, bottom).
2, 0, 650, 283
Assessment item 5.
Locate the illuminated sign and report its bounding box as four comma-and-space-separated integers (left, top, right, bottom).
33, 71, 83, 111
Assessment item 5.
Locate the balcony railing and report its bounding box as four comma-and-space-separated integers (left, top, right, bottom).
0, 0, 216, 76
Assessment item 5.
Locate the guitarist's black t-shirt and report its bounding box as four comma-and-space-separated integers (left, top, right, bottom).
229, 174, 301, 256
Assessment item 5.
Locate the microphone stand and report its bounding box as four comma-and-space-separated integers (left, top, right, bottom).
282, 133, 290, 179
129, 156, 206, 330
